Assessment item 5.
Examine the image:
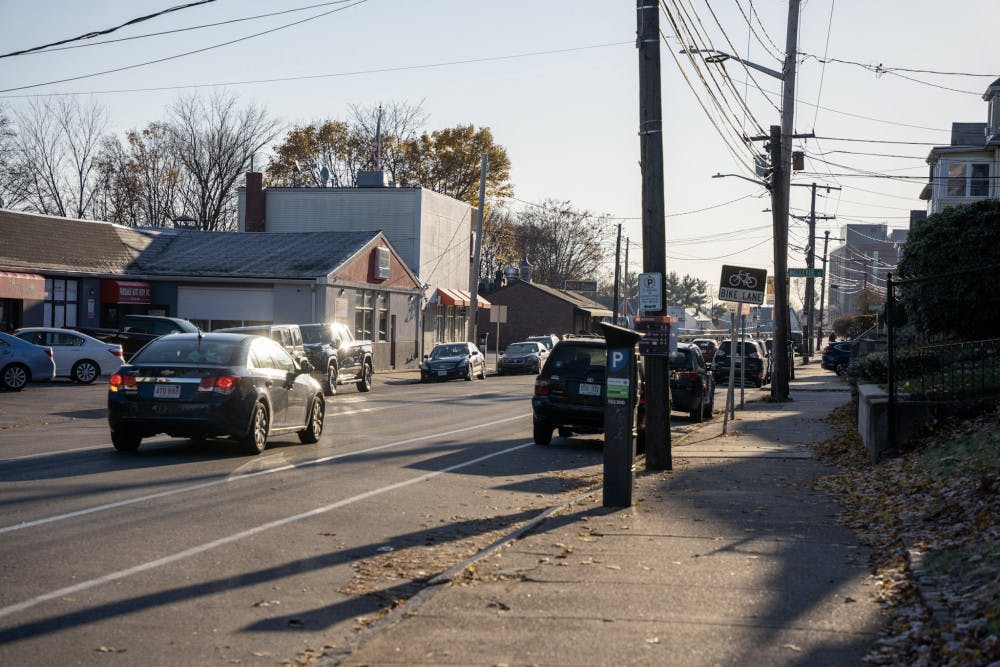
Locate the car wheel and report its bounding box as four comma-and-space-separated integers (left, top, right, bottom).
240, 402, 269, 454
479, 361, 486, 379
356, 360, 373, 392
558, 427, 573, 438
298, 396, 325, 444
464, 364, 474, 381
533, 420, 553, 445
1, 363, 30, 391
689, 398, 704, 422
323, 362, 338, 396
111, 427, 142, 452
703, 389, 715, 419
71, 359, 100, 384
834, 362, 847, 376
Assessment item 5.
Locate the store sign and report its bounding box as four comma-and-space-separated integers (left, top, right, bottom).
0, 272, 45, 300
101, 280, 151, 304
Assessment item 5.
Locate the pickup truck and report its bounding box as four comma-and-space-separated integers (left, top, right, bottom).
79, 315, 200, 359
299, 323, 374, 395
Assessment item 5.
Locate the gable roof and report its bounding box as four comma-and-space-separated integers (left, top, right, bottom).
497, 279, 612, 317
0, 209, 417, 283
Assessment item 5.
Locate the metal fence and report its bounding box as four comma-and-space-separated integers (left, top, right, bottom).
886, 266, 1000, 448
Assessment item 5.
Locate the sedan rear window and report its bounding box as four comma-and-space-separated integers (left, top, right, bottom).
547, 345, 606, 372
506, 343, 539, 355
132, 339, 244, 366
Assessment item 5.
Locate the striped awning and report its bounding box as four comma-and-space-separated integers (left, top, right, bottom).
432, 288, 491, 308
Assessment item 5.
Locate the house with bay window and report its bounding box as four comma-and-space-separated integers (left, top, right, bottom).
921, 77, 1000, 214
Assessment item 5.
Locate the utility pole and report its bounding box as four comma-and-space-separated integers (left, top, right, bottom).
769, 0, 801, 400
624, 238, 630, 320
637, 0, 671, 470
613, 223, 622, 322
468, 155, 488, 344
803, 182, 839, 360
816, 230, 831, 348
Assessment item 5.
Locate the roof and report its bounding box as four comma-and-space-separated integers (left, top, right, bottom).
497, 280, 612, 317
0, 209, 157, 273
1, 209, 414, 282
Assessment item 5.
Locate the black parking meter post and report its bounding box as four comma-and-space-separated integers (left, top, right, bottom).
598, 322, 642, 507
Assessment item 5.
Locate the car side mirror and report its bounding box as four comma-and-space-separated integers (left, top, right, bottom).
298, 359, 315, 373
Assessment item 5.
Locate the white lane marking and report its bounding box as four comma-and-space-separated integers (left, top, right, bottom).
0, 441, 535, 621
0, 414, 528, 535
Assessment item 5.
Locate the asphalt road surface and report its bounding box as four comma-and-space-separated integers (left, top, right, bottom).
0, 372, 733, 666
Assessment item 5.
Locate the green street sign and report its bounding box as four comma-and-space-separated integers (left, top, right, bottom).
788, 267, 823, 278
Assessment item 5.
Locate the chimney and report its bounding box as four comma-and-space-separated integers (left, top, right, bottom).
245, 172, 266, 232
519, 257, 532, 283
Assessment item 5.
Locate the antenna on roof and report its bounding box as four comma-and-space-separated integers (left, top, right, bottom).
373, 104, 383, 170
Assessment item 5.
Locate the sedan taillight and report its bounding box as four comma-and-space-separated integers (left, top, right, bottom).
677, 371, 700, 382
198, 375, 240, 395
109, 372, 137, 392
534, 375, 550, 396
109, 347, 124, 358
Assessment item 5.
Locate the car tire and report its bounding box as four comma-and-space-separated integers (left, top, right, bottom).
479, 362, 486, 379
464, 364, 474, 381
702, 389, 715, 419
323, 362, 338, 396
1, 363, 30, 391
533, 420, 553, 445
298, 396, 325, 444
834, 362, 847, 376
356, 360, 373, 392
689, 398, 704, 422
71, 359, 100, 384
111, 427, 142, 452
240, 402, 269, 455
558, 427, 573, 438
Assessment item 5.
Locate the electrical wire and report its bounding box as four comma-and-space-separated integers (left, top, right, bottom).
799, 53, 999, 78
810, 0, 836, 129
0, 0, 370, 94
0, 0, 218, 58
666, 235, 772, 261
733, 0, 782, 61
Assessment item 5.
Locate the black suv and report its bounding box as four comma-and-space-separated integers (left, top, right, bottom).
531, 337, 647, 448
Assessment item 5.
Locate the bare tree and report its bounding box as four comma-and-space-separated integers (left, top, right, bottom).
11, 97, 108, 218
479, 206, 519, 284
348, 100, 428, 181
167, 92, 282, 230
0, 106, 29, 209
513, 200, 610, 287
93, 123, 181, 227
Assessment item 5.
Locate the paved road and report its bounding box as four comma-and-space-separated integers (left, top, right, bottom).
0, 372, 741, 665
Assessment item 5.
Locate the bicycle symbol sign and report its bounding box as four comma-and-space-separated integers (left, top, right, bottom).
718, 264, 767, 304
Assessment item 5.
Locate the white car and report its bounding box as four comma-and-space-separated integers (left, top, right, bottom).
14, 327, 124, 383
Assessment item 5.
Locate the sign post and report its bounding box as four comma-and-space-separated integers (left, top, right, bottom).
718, 266, 767, 434
598, 322, 642, 507
637, 272, 663, 313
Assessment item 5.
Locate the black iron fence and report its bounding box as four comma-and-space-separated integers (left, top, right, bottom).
886, 266, 1000, 448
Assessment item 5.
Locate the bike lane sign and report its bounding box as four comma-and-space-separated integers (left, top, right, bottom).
718, 264, 767, 304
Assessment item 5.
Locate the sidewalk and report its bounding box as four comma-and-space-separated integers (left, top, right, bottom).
327, 362, 886, 666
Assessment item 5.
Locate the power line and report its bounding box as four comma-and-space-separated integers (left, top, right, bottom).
0, 0, 218, 59
0, 1, 370, 94
799, 53, 999, 78
14, 1, 357, 55
1, 40, 633, 99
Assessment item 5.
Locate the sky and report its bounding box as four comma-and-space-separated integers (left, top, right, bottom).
1, 0, 998, 302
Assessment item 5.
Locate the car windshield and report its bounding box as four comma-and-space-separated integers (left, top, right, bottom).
668, 349, 692, 368
547, 345, 606, 374
528, 337, 554, 349
430, 344, 467, 358
299, 325, 330, 344
505, 343, 538, 355
132, 338, 244, 366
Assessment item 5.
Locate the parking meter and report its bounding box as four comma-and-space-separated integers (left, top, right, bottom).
598, 322, 642, 507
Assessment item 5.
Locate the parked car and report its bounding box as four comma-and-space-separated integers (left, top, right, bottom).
821, 340, 852, 375
668, 343, 715, 421
0, 331, 55, 391
713, 338, 770, 388
299, 322, 374, 395
497, 341, 548, 375
79, 314, 200, 359
214, 324, 306, 364
763, 338, 796, 381
420, 342, 487, 382
531, 337, 650, 449
526, 334, 560, 351
106, 332, 324, 454
691, 337, 719, 363
14, 327, 124, 383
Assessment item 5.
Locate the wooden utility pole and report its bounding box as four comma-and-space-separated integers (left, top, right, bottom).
637, 0, 671, 470
468, 155, 488, 344
612, 223, 622, 322
816, 230, 831, 347
803, 182, 839, 360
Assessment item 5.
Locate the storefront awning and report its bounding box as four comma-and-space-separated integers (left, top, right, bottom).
101, 279, 151, 304
0, 271, 45, 300
433, 288, 491, 308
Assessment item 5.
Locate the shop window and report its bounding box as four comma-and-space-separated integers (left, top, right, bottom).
44, 278, 78, 328
355, 290, 373, 340
376, 292, 388, 341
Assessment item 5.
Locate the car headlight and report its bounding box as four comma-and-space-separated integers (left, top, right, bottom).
458, 358, 469, 367
419, 362, 428, 370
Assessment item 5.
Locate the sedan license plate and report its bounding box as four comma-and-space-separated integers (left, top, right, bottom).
153, 383, 181, 399
578, 383, 601, 396
437, 371, 447, 377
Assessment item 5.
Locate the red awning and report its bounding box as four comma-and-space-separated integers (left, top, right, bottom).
433, 288, 490, 308
0, 271, 45, 300
101, 280, 151, 304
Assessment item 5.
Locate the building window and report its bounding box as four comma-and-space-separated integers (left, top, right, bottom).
944, 162, 990, 198
355, 290, 374, 340
43, 278, 78, 328
376, 292, 388, 341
